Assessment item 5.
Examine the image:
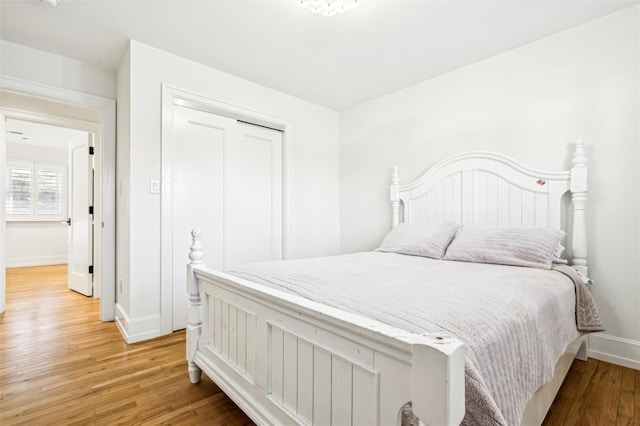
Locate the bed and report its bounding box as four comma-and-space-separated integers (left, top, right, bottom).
185, 142, 601, 425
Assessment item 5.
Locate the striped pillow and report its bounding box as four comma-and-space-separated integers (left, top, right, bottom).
376, 222, 461, 260
444, 226, 566, 269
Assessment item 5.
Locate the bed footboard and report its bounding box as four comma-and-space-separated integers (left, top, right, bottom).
186, 230, 465, 426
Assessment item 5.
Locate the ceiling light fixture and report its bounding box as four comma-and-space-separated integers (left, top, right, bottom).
298, 0, 359, 17
37, 0, 59, 7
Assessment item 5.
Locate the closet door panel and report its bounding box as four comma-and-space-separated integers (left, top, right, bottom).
171, 107, 234, 330
224, 123, 283, 269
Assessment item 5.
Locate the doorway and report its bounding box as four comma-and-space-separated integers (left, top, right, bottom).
5, 119, 94, 296
0, 83, 115, 320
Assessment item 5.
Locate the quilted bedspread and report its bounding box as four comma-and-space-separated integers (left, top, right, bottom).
228, 252, 603, 425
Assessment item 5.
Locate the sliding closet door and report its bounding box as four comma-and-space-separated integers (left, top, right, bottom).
168, 106, 283, 331
170, 107, 231, 330
224, 122, 283, 268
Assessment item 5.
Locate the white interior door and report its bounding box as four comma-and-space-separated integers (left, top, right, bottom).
67, 135, 93, 296
169, 106, 283, 331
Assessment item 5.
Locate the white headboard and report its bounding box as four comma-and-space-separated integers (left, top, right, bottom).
390, 142, 588, 274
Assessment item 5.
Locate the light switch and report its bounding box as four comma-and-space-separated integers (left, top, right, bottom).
150, 180, 160, 194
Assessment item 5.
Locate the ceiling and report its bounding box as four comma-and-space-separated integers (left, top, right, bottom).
6, 119, 87, 150
0, 0, 637, 110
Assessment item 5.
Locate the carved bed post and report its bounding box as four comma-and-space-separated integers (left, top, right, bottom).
391, 166, 401, 228
570, 141, 588, 276
187, 228, 204, 384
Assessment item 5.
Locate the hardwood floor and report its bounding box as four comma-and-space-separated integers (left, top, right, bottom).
543, 357, 640, 426
0, 264, 253, 425
1, 265, 638, 425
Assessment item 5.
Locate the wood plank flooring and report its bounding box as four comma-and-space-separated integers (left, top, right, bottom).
1, 265, 638, 425
543, 354, 640, 426
1, 264, 253, 425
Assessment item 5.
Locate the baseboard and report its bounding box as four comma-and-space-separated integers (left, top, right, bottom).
6, 255, 67, 268
115, 303, 162, 344
588, 333, 640, 371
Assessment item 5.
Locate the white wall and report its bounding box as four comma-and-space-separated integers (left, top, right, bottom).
5, 143, 68, 267
0, 40, 116, 100
5, 222, 67, 267
341, 7, 640, 369
116, 41, 341, 342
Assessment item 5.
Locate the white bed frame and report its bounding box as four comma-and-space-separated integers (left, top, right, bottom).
186, 142, 589, 426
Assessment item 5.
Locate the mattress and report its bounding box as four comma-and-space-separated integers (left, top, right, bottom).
228, 251, 585, 425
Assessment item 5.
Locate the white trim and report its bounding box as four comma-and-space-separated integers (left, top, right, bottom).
0, 76, 112, 111
160, 84, 293, 336
0, 113, 6, 313
115, 303, 162, 344
0, 106, 100, 126
0, 75, 116, 322
6, 255, 68, 268
588, 333, 640, 371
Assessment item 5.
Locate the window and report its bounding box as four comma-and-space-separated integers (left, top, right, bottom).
5, 161, 66, 221
6, 163, 32, 217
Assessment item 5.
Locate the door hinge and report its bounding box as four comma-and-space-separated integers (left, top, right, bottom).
89, 265, 94, 274
89, 206, 94, 215
89, 146, 95, 155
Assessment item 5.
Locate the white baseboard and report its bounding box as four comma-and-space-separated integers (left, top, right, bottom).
115, 303, 162, 344
588, 333, 640, 371
6, 255, 67, 268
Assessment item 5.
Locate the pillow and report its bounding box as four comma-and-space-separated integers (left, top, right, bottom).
376, 222, 461, 259
443, 226, 565, 269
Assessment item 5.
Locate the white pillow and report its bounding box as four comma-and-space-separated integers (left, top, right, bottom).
443, 226, 566, 269
376, 222, 461, 260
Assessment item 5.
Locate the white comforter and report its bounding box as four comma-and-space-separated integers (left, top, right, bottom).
228, 252, 581, 425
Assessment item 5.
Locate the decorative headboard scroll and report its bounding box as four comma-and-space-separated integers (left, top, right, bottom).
390, 141, 588, 274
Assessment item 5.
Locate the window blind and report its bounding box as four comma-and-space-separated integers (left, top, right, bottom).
5, 161, 66, 221
6, 163, 33, 218
37, 165, 65, 216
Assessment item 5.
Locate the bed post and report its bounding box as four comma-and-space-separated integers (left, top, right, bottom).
570, 141, 588, 276
391, 166, 401, 228
411, 335, 466, 426
187, 228, 204, 384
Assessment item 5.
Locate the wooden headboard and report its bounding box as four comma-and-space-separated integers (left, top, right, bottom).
390, 141, 588, 274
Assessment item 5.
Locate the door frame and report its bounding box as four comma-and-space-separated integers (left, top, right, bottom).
0, 113, 5, 313
160, 85, 292, 335
0, 76, 116, 321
